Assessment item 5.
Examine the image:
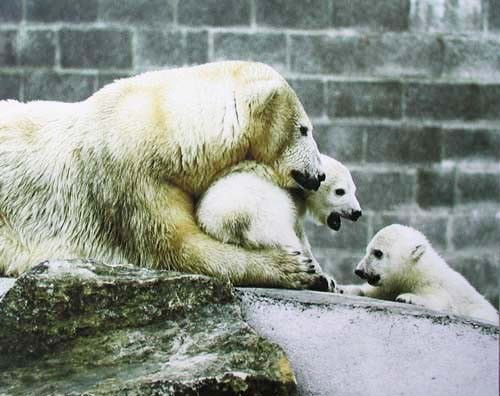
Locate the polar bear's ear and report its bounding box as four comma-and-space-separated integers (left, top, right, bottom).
410, 244, 426, 263
244, 79, 283, 113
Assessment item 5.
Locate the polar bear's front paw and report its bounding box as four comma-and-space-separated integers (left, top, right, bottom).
396, 293, 422, 306
274, 249, 331, 291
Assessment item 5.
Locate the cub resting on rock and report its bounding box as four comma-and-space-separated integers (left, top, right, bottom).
340, 224, 498, 324
0, 61, 328, 290
197, 154, 362, 291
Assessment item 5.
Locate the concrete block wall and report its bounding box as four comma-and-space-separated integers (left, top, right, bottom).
0, 0, 498, 305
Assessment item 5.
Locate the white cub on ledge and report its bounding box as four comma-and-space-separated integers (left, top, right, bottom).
340, 224, 498, 324
196, 154, 362, 291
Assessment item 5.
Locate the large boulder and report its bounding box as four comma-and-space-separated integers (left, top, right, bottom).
1, 261, 497, 396
238, 288, 499, 396
0, 260, 296, 395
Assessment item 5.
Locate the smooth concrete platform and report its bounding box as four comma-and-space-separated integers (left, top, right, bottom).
238, 288, 499, 396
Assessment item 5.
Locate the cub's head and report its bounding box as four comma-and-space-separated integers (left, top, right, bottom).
305, 155, 362, 231
240, 63, 324, 191
354, 224, 429, 286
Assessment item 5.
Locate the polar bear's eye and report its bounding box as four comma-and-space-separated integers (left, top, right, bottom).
335, 188, 345, 196
299, 125, 308, 136
372, 249, 383, 259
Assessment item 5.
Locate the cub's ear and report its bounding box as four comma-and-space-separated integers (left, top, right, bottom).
244, 78, 283, 113
410, 244, 425, 263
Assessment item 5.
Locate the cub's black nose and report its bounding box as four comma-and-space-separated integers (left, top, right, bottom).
351, 210, 362, 221
354, 269, 366, 279
318, 172, 326, 182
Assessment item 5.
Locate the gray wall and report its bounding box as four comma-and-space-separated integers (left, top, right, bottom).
0, 0, 498, 306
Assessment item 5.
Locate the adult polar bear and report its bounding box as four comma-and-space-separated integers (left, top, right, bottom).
0, 61, 327, 289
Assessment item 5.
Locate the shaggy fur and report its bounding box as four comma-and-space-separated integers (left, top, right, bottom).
196, 154, 362, 290
0, 61, 327, 289
340, 224, 498, 324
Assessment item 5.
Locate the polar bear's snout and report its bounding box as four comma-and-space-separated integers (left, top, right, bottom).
291, 169, 325, 191
354, 261, 381, 286
348, 209, 362, 221
354, 268, 381, 286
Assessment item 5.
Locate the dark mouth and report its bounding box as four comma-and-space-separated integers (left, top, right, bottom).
327, 212, 341, 231
341, 210, 362, 222
291, 170, 321, 191
354, 270, 380, 286
366, 274, 381, 286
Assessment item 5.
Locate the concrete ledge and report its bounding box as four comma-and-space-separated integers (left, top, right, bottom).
237, 288, 499, 396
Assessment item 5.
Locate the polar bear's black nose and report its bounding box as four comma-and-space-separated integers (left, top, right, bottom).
354, 269, 366, 279
351, 210, 362, 221
291, 170, 321, 191
318, 172, 326, 182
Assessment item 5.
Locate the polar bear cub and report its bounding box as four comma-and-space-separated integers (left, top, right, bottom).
196, 154, 362, 288
341, 224, 498, 324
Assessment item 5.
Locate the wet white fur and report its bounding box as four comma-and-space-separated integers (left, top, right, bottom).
0, 61, 326, 289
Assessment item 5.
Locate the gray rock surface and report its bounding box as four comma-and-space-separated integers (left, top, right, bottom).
0, 260, 296, 395
238, 288, 499, 396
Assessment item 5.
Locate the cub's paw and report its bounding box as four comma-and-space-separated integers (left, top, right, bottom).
336, 284, 363, 296
396, 293, 421, 305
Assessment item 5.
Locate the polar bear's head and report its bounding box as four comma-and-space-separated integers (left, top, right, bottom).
305, 155, 362, 231
354, 224, 429, 286
241, 64, 324, 191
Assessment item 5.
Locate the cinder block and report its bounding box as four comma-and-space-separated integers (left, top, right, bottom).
288, 79, 325, 119
371, 213, 413, 235
136, 30, 185, 68
0, 0, 22, 22
185, 31, 209, 65
445, 252, 499, 307
213, 33, 287, 71
365, 126, 442, 163
23, 71, 96, 102
19, 30, 56, 67
490, 0, 500, 30
411, 215, 448, 251
405, 83, 481, 121
327, 81, 402, 119
290, 34, 441, 77
313, 124, 364, 163
452, 212, 499, 249
410, 0, 483, 31
99, 0, 174, 25
136, 30, 208, 68
351, 170, 415, 210
443, 37, 500, 79
256, 0, 331, 29
443, 129, 500, 160
60, 29, 132, 69
479, 84, 500, 120
0, 74, 21, 100
178, 0, 250, 26
97, 72, 133, 89
26, 0, 98, 22
332, 0, 410, 31
416, 168, 455, 209
0, 30, 17, 67
306, 215, 369, 252
456, 171, 500, 204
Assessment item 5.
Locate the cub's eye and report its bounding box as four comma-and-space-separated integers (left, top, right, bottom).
335, 188, 345, 196
299, 125, 308, 136
372, 249, 383, 259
